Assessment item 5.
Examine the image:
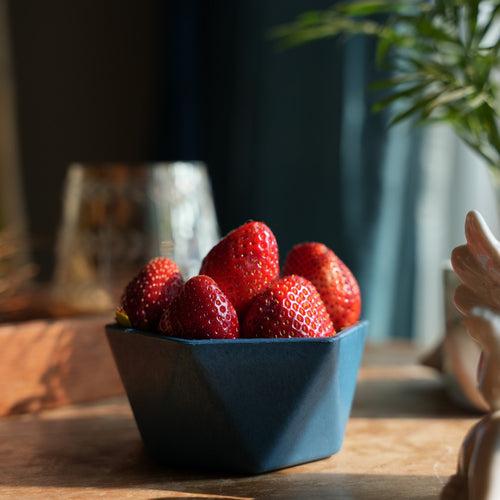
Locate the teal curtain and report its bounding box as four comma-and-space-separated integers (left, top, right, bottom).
162, 0, 422, 340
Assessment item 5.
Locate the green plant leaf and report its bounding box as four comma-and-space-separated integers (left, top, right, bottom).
413, 16, 461, 46
372, 80, 431, 111
334, 0, 416, 16
296, 11, 322, 26
476, 4, 500, 45
466, 0, 480, 47
424, 86, 476, 114
389, 90, 443, 125
274, 0, 500, 170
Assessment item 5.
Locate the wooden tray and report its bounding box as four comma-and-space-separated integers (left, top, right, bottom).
0, 315, 123, 416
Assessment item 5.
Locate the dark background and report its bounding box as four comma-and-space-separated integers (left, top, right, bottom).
7, 0, 417, 338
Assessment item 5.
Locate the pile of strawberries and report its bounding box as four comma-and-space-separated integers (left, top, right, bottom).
116, 221, 361, 339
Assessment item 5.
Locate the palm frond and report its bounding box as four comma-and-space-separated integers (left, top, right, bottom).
274, 0, 500, 170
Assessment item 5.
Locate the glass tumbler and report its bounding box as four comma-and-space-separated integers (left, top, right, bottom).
52, 162, 219, 313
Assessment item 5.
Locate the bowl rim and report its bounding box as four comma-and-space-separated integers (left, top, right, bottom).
105, 320, 367, 346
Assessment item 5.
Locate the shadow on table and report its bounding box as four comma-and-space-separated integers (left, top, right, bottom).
149, 472, 440, 499
352, 374, 479, 419
0, 411, 442, 497
0, 409, 445, 498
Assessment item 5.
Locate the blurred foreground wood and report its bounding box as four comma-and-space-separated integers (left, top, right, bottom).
0, 342, 478, 499
0, 315, 123, 415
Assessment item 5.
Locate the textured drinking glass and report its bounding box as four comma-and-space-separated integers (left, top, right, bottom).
52, 162, 219, 313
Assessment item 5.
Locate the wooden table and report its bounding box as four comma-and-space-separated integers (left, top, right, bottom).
0, 343, 478, 499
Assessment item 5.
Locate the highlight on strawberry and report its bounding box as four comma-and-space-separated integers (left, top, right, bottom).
283, 242, 361, 331
116, 257, 184, 330
242, 275, 335, 338
200, 221, 280, 314
159, 275, 239, 339
115, 221, 361, 339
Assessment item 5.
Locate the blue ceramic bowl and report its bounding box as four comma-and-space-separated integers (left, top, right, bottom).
106, 321, 367, 474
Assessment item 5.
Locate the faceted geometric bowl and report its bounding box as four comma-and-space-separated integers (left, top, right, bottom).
106, 321, 367, 474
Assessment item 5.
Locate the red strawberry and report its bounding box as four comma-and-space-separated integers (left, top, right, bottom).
242, 275, 335, 338
283, 243, 361, 330
117, 257, 183, 330
159, 275, 239, 339
199, 221, 279, 313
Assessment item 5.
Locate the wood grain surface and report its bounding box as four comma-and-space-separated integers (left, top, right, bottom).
0, 343, 478, 499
